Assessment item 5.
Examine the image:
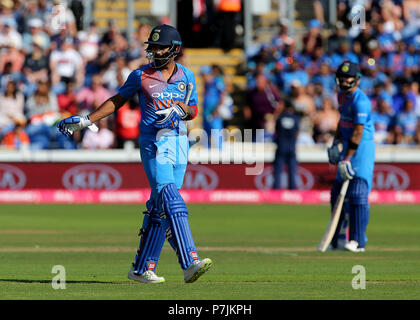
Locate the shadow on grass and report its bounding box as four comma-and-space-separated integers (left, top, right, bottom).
0, 279, 124, 285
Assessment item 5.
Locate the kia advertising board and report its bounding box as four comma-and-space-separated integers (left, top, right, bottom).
0, 162, 419, 190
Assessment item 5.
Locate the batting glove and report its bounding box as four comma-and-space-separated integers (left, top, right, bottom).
154, 104, 187, 129
327, 141, 341, 165
338, 158, 355, 180
57, 115, 92, 137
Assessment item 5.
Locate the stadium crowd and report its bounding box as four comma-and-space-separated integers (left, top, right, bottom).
0, 0, 420, 151
244, 0, 420, 146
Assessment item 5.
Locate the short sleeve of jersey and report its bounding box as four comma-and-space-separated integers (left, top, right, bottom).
353, 95, 371, 125
118, 69, 142, 99
184, 67, 199, 106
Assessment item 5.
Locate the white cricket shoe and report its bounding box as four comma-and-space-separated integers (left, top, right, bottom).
184, 258, 213, 283
344, 240, 365, 253
128, 269, 165, 284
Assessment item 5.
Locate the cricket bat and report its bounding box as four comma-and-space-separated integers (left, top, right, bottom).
185, 83, 193, 104
88, 123, 99, 133
318, 179, 350, 252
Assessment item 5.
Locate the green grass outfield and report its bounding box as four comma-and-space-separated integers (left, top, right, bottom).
0, 203, 419, 300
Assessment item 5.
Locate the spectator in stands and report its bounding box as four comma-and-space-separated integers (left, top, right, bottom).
302, 19, 324, 58
0, 30, 25, 74
0, 20, 22, 49
102, 55, 130, 92
327, 21, 348, 55
304, 46, 328, 77
0, 61, 21, 92
280, 58, 309, 94
392, 80, 417, 114
128, 23, 151, 64
312, 96, 339, 144
0, 0, 17, 29
244, 73, 282, 142
45, 0, 77, 38
57, 81, 78, 116
25, 80, 60, 150
386, 40, 406, 79
353, 22, 375, 56
82, 118, 114, 150
372, 97, 394, 144
330, 40, 359, 70
22, 18, 50, 54
70, 0, 84, 31
403, 42, 419, 78
273, 100, 299, 190
271, 20, 295, 52
290, 80, 316, 125
201, 65, 226, 149
49, 37, 84, 92
1, 119, 30, 150
215, 0, 241, 52
76, 73, 110, 111
311, 62, 335, 97
411, 81, 420, 118
0, 80, 25, 137
77, 21, 100, 63
115, 98, 141, 149
19, 0, 44, 34
393, 98, 418, 145
22, 36, 49, 96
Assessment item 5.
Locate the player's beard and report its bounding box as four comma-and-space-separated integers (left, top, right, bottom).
336, 77, 357, 92
152, 54, 172, 69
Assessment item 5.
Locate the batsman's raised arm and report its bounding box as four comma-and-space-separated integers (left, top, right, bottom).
88, 94, 127, 123
57, 94, 127, 137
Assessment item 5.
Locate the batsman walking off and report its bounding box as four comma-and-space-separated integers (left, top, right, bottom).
327, 61, 375, 252
57, 24, 212, 283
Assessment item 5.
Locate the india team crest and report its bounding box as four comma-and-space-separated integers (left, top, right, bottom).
341, 64, 350, 72
178, 82, 186, 91
152, 33, 160, 41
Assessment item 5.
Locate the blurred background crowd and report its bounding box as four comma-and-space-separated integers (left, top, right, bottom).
0, 0, 419, 151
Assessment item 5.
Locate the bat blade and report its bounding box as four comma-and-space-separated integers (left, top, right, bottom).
318, 179, 350, 252
88, 124, 99, 133
184, 83, 193, 105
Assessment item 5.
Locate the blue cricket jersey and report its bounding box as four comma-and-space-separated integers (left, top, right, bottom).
337, 88, 376, 191
117, 63, 198, 138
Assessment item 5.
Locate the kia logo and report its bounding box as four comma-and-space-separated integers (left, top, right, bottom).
63, 164, 122, 190
254, 166, 314, 190
0, 164, 26, 189
372, 164, 410, 190
183, 165, 219, 189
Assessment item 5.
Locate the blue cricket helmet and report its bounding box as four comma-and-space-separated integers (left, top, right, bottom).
145, 24, 182, 47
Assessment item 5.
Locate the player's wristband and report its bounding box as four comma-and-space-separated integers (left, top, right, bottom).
347, 140, 359, 150
343, 157, 351, 162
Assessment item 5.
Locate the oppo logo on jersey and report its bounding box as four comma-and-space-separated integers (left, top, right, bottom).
151, 92, 185, 100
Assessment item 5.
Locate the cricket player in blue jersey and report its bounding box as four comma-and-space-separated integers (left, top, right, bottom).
58, 24, 212, 283
327, 61, 375, 252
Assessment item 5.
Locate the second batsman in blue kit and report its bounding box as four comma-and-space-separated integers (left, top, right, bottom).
327, 61, 375, 253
